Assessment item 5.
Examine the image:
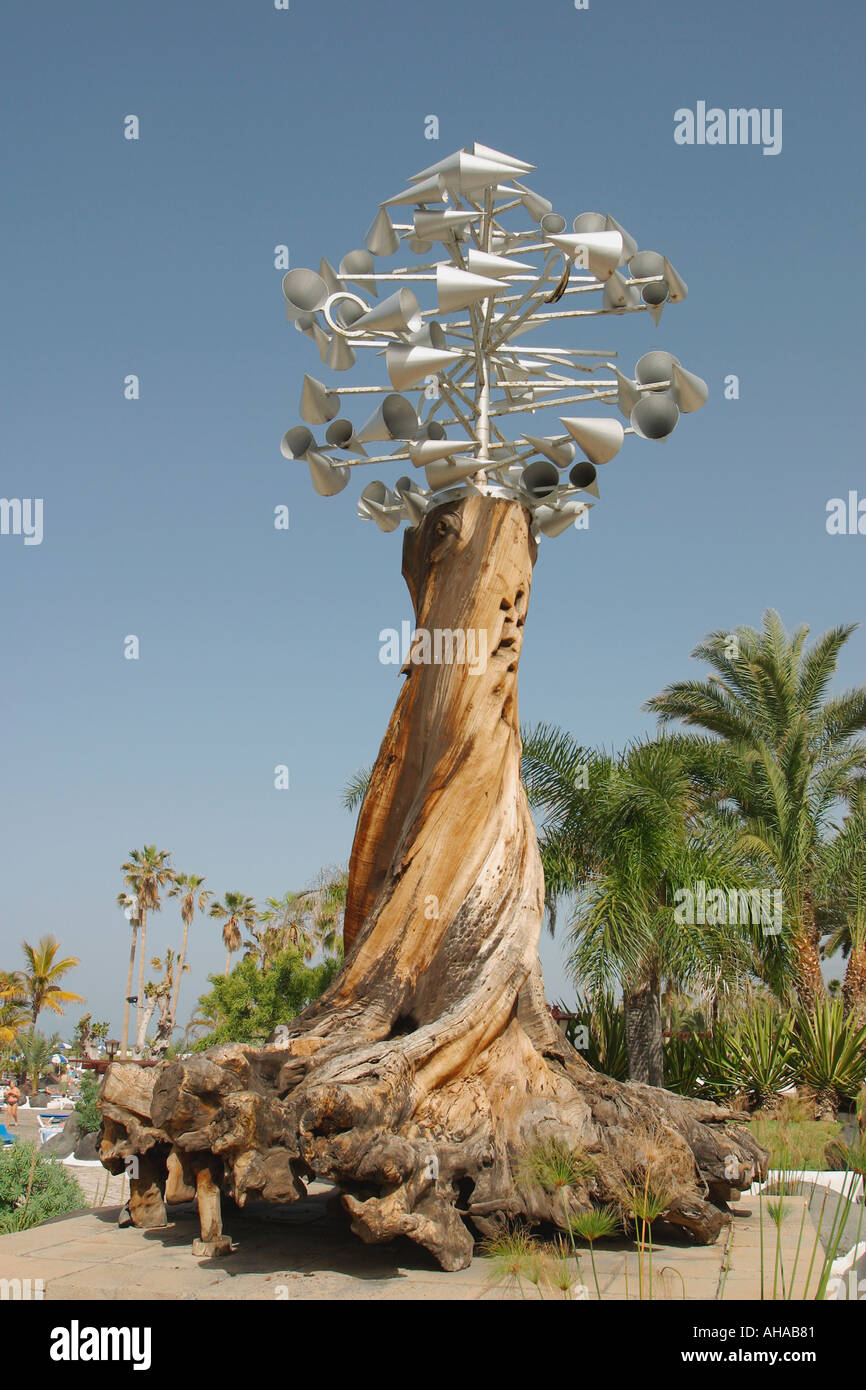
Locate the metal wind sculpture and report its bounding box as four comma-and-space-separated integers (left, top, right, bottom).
280, 140, 708, 540
99, 144, 765, 1271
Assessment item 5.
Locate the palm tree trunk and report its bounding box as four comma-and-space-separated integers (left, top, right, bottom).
793, 888, 827, 1015
136, 908, 148, 1036
625, 976, 664, 1086
842, 939, 866, 1026
121, 922, 139, 1056
171, 919, 191, 1029
224, 948, 232, 977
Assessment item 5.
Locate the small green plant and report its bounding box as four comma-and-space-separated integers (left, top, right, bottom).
482, 1224, 544, 1300
74, 1073, 101, 1135
519, 1137, 595, 1194
621, 1173, 672, 1300
0, 1141, 85, 1233
567, 1204, 620, 1300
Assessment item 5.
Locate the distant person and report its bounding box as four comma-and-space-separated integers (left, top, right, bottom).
4, 1082, 21, 1127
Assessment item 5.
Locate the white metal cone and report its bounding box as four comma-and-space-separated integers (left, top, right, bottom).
425, 457, 482, 491
352, 288, 423, 336
282, 268, 329, 321
436, 265, 504, 313
339, 249, 378, 297
466, 249, 536, 279
326, 334, 355, 372
663, 257, 689, 303
521, 434, 575, 468
547, 231, 623, 281
671, 362, 708, 412
300, 375, 340, 425
400, 488, 428, 526
613, 368, 641, 418
280, 426, 315, 460
364, 207, 400, 257
386, 345, 463, 391
364, 498, 403, 532
394, 476, 430, 526
307, 451, 350, 496
603, 271, 640, 311
533, 500, 590, 538
356, 393, 418, 444
319, 258, 342, 296
412, 150, 521, 190
559, 416, 624, 465
648, 300, 665, 326
409, 438, 472, 466
605, 214, 639, 264
381, 174, 445, 206
414, 209, 480, 240
512, 181, 552, 221
471, 142, 535, 173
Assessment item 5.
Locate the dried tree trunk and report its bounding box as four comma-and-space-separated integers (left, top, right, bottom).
99, 496, 766, 1271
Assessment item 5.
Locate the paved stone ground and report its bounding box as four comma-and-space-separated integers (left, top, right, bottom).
0, 1181, 840, 1301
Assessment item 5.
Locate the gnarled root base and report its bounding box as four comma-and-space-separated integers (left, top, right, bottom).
100, 1018, 766, 1271
99, 497, 767, 1271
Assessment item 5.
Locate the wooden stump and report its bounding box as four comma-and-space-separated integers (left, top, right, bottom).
99, 496, 767, 1270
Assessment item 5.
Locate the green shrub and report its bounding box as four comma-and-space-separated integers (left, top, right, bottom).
719, 1006, 796, 1108
74, 1074, 101, 1135
792, 1001, 866, 1117
0, 1142, 86, 1233
566, 993, 628, 1081
190, 948, 340, 1051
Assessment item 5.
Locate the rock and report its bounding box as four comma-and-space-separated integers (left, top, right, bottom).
74, 1130, 101, 1162
41, 1113, 82, 1159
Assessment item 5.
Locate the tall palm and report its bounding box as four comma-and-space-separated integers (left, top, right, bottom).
19, 936, 83, 1025
119, 846, 174, 1043
167, 874, 211, 1029
645, 610, 866, 1014
819, 780, 866, 1024
522, 728, 765, 1084
116, 890, 141, 1056
210, 892, 258, 976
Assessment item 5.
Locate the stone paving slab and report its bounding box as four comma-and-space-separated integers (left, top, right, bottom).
0, 1183, 844, 1301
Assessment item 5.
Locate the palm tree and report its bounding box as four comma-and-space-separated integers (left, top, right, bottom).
645, 611, 866, 1014
210, 892, 258, 976
254, 871, 348, 965
119, 846, 174, 1045
116, 890, 141, 1057
17, 1029, 62, 1094
255, 893, 315, 963
19, 936, 83, 1026
522, 728, 767, 1084
819, 780, 866, 1025
167, 874, 211, 1031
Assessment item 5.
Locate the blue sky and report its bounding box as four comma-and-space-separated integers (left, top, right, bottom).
1, 0, 864, 1036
